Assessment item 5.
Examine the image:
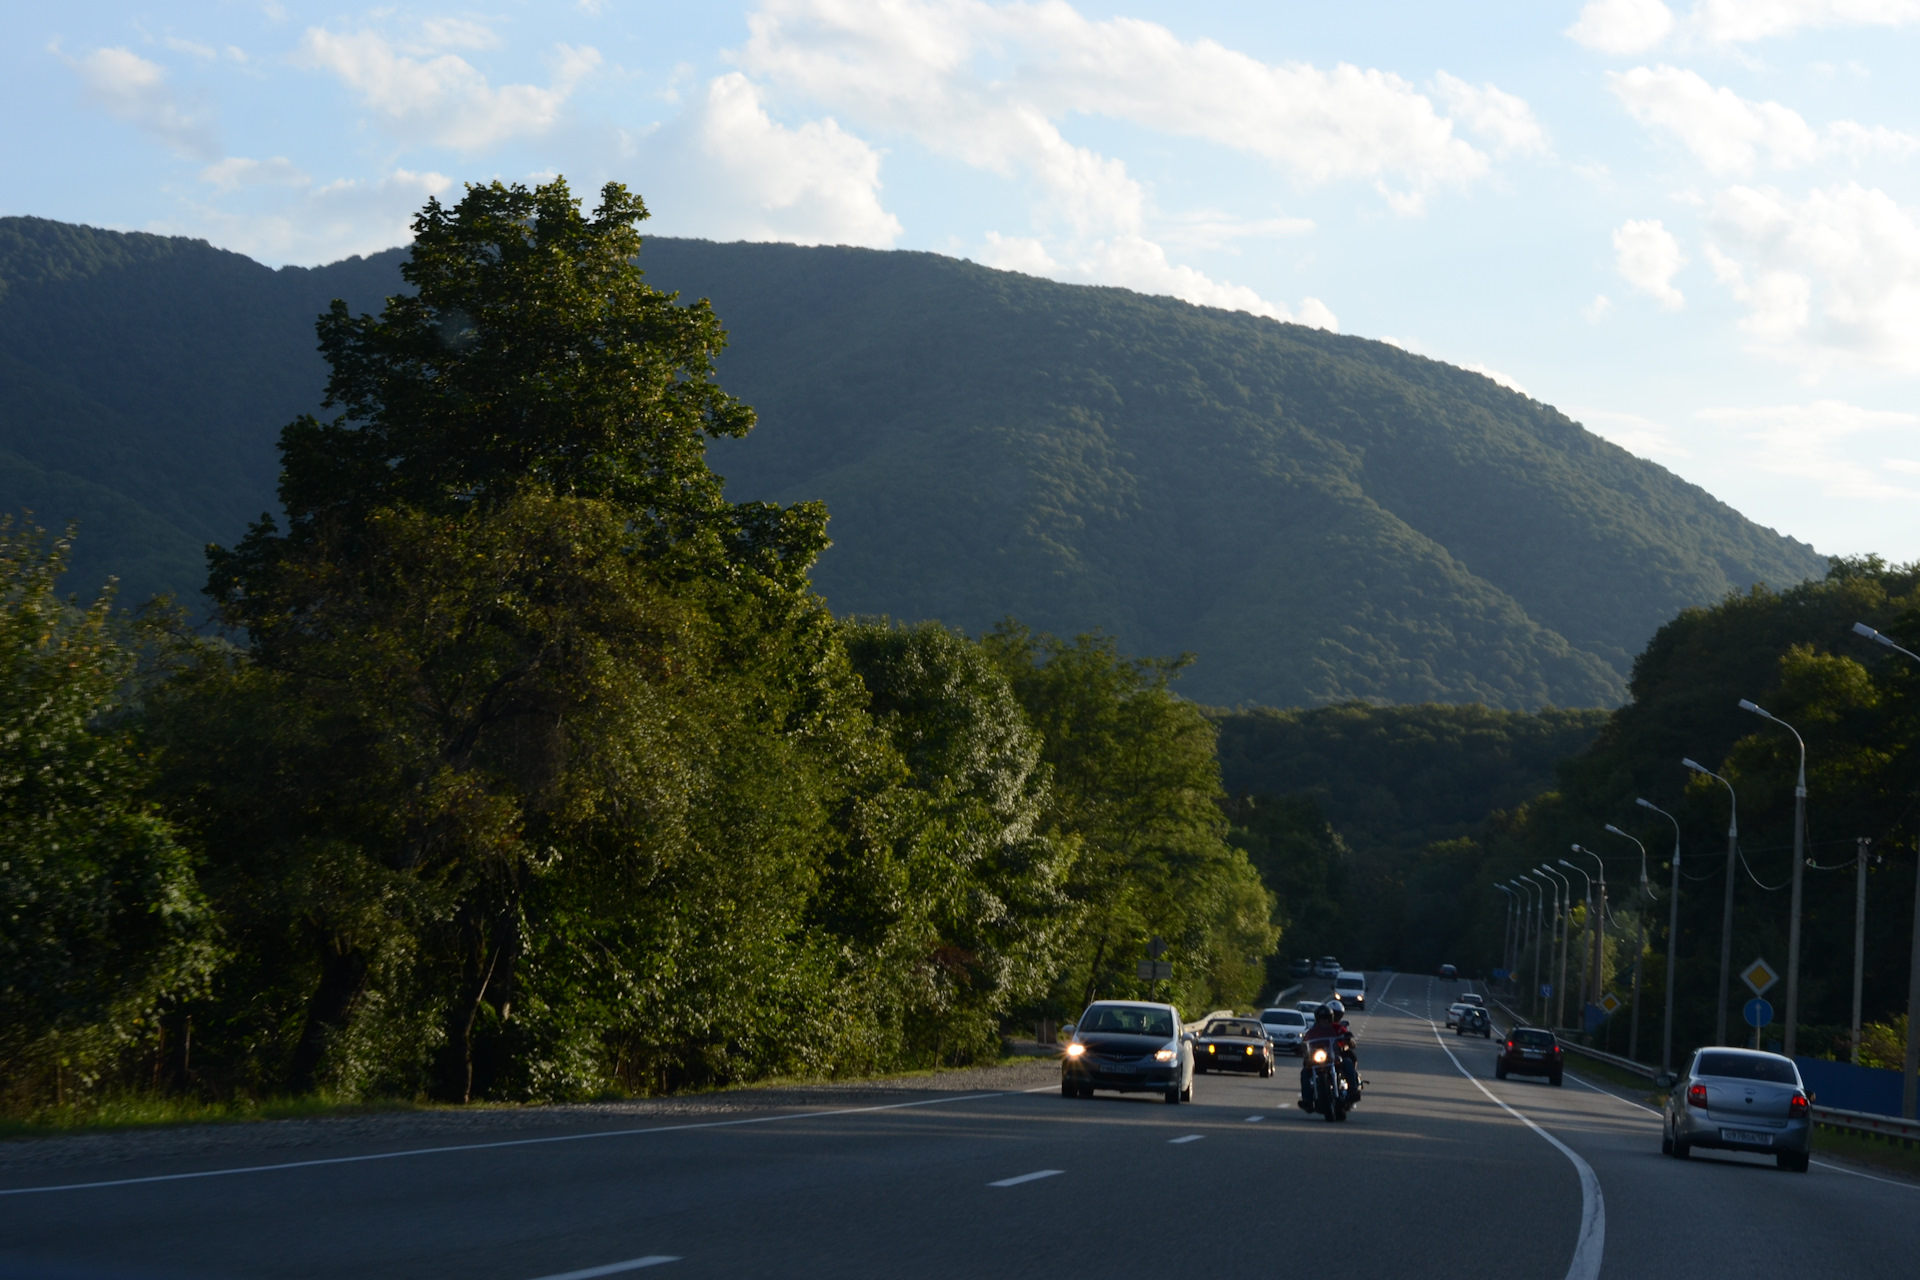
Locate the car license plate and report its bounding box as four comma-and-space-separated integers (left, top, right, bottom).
1720, 1129, 1773, 1146
1522, 1050, 1543, 1058
1103, 1065, 1137, 1076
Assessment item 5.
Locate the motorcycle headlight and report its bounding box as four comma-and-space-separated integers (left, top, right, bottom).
1312, 1048, 1329, 1063
1155, 1047, 1178, 1062
1065, 1043, 1085, 1058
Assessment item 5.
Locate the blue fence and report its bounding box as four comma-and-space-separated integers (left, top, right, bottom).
1794, 1056, 1906, 1116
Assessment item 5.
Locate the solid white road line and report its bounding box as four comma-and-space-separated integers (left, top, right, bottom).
1167, 1135, 1204, 1144
1428, 1021, 1605, 1280
988, 1170, 1063, 1187
526, 1256, 679, 1279
0, 1092, 1015, 1198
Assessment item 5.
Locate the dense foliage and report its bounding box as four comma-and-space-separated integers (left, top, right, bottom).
4, 181, 1273, 1111
1438, 559, 1920, 1060
0, 521, 214, 1104
0, 219, 1822, 709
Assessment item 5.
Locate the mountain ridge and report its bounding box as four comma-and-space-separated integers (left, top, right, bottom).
0, 216, 1825, 708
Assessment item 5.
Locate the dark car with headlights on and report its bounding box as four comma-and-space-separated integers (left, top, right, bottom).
1495, 1027, 1563, 1085
1061, 1001, 1194, 1103
1661, 1048, 1811, 1171
1194, 1017, 1275, 1076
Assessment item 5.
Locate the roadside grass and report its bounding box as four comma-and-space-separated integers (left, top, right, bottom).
1813, 1124, 1920, 1180
0, 1093, 423, 1141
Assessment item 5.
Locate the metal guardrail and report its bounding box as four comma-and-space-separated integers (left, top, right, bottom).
1486, 996, 1660, 1080
1809, 1103, 1920, 1146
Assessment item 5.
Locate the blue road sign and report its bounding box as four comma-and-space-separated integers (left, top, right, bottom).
1744, 997, 1774, 1029
1540, 983, 1553, 998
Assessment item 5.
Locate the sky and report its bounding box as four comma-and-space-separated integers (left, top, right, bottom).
6, 0, 1920, 563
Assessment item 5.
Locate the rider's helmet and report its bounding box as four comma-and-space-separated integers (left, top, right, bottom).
1311, 1003, 1334, 1025
1326, 999, 1346, 1020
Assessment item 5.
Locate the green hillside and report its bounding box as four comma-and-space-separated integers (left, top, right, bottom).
0, 217, 1824, 707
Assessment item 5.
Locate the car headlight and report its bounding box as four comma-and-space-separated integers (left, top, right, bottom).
1065, 1043, 1085, 1058
1155, 1047, 1177, 1062
1244, 1047, 1254, 1055
1207, 1044, 1216, 1054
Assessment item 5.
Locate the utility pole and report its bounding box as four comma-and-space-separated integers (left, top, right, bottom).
1853, 838, 1869, 1066
1638, 799, 1683, 1074
1686, 759, 1739, 1046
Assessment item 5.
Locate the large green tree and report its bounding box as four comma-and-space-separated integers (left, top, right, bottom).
0, 520, 215, 1102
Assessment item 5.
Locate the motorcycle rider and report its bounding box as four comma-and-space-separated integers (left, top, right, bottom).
1298, 1000, 1360, 1109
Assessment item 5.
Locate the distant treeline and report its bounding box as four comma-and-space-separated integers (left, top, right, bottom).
0, 181, 1276, 1110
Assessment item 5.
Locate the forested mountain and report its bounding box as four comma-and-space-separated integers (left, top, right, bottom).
0, 217, 1825, 708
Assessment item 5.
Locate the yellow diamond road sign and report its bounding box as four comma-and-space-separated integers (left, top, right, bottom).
1740, 957, 1779, 997
1598, 992, 1622, 1015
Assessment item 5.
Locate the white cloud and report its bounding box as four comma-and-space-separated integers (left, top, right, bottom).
1462, 362, 1530, 394
1575, 407, 1694, 458
199, 155, 309, 191
1568, 0, 1677, 53
737, 0, 1498, 215
1584, 293, 1614, 321
1613, 218, 1688, 308
1707, 182, 1920, 371
296, 28, 600, 151
417, 18, 501, 51
69, 46, 219, 160
1153, 211, 1316, 254
1434, 72, 1550, 155
174, 168, 454, 264
1691, 0, 1920, 43
637, 73, 902, 247
979, 230, 1336, 327
1608, 66, 1914, 175
1694, 400, 1920, 499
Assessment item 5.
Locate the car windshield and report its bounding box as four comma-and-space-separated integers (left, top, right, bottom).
1696, 1052, 1798, 1084
1080, 1005, 1174, 1037
1336, 981, 1363, 990
1208, 1021, 1262, 1038
1263, 1011, 1303, 1026
1512, 1030, 1555, 1047
1460, 995, 1483, 1004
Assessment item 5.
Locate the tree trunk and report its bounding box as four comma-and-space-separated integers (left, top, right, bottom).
289, 937, 368, 1091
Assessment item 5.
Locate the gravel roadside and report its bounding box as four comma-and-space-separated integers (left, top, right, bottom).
0, 1058, 1062, 1181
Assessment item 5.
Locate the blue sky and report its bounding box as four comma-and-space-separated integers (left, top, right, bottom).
7, 0, 1920, 562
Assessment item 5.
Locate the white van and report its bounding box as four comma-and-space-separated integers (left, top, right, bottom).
1333, 971, 1367, 1010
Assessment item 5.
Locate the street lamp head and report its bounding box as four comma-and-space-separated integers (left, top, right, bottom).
1558, 859, 1576, 870
1682, 757, 1707, 774
1854, 621, 1890, 646
1604, 823, 1625, 836
1636, 797, 1658, 811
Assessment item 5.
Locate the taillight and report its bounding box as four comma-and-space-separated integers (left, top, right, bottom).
1687, 1083, 1708, 1108
1553, 1046, 1563, 1057
1504, 1040, 1514, 1051
1790, 1093, 1809, 1117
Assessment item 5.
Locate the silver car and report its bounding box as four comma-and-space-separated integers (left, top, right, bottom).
1259, 1006, 1309, 1055
1662, 1047, 1811, 1172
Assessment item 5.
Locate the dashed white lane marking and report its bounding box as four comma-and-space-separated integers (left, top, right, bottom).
527, 1256, 678, 1279
989, 1169, 1064, 1187
1427, 999, 1605, 1280
0, 1092, 1013, 1198
1168, 1134, 1204, 1144
1244, 1115, 1265, 1122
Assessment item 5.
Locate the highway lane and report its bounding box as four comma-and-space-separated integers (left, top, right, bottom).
0, 972, 1913, 1280
1395, 974, 1920, 1280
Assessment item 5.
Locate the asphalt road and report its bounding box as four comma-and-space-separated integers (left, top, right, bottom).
3, 973, 1917, 1280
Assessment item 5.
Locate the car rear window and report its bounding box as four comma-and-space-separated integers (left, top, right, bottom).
1695, 1052, 1798, 1084
1511, 1030, 1555, 1047
1208, 1020, 1263, 1037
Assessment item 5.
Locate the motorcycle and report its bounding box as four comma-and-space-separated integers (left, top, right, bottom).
1304, 1041, 1360, 1122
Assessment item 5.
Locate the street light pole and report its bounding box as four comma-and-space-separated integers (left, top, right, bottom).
1684, 757, 1740, 1046
1561, 859, 1596, 1024
1852, 621, 1920, 1118
1539, 864, 1574, 1030
1569, 845, 1609, 1011
1637, 798, 1683, 1074
1605, 825, 1652, 1063
1496, 884, 1516, 990
1854, 838, 1870, 1066
1740, 699, 1809, 1058
1522, 873, 1549, 1022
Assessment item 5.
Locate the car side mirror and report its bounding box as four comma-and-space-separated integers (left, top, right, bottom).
1062, 1024, 1076, 1038
1181, 1032, 1196, 1043
1654, 1073, 1676, 1090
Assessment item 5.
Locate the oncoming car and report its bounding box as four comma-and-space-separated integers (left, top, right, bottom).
1333, 971, 1367, 1009
1259, 1006, 1310, 1055
1661, 1048, 1811, 1172
1313, 957, 1342, 978
1061, 1001, 1195, 1104
1194, 1017, 1275, 1076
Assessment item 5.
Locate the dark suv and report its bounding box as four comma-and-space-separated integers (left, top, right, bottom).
1496, 1027, 1563, 1086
